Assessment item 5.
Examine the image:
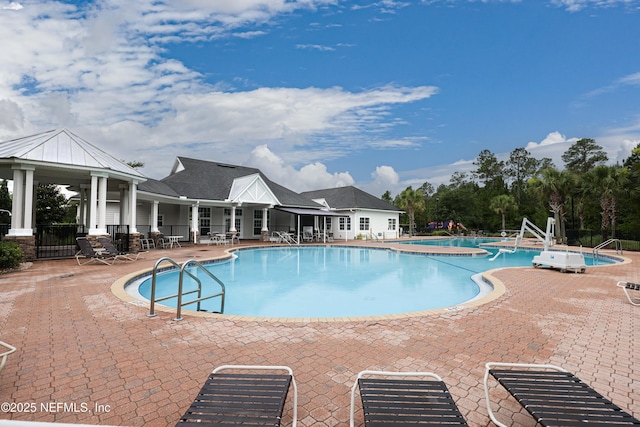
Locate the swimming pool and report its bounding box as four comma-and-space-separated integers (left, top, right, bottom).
133, 245, 615, 319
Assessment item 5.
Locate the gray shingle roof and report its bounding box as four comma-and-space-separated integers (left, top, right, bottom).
140, 157, 321, 208
301, 186, 402, 211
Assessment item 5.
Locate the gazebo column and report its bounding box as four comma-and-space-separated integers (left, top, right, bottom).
5, 165, 36, 260
88, 172, 108, 236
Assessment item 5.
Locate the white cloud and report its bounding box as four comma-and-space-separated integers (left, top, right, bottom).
2, 2, 22, 10
525, 131, 573, 150
246, 144, 354, 192
550, 0, 639, 11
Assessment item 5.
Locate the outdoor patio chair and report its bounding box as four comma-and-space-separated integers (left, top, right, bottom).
350, 370, 469, 427
140, 234, 155, 250
75, 237, 116, 265
97, 237, 142, 261
176, 365, 297, 427
616, 281, 640, 306
484, 362, 640, 427
0, 341, 16, 374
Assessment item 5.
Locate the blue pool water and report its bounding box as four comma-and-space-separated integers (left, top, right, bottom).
136, 245, 614, 318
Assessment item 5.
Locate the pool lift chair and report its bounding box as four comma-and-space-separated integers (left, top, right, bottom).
176, 365, 297, 427
492, 217, 586, 273
616, 281, 640, 306
350, 370, 469, 427
484, 362, 640, 427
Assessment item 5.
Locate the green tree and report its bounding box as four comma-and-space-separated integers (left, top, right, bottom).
472, 149, 506, 192
529, 168, 573, 242
490, 194, 517, 231
584, 165, 629, 238
505, 148, 546, 205
36, 184, 69, 225
562, 138, 608, 175
381, 190, 393, 203
0, 180, 11, 224
396, 186, 425, 236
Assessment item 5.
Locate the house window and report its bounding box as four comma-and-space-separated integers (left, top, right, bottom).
339, 217, 351, 231
199, 207, 211, 234
157, 215, 164, 227
225, 218, 241, 234
224, 208, 242, 216
388, 218, 397, 231
253, 210, 269, 235
359, 217, 370, 231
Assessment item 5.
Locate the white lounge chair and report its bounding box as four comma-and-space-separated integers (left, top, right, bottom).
616, 281, 640, 306
0, 341, 16, 374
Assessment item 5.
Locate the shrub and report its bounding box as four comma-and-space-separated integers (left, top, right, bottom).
0, 241, 23, 270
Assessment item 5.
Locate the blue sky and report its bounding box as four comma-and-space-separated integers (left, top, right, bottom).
0, 0, 639, 198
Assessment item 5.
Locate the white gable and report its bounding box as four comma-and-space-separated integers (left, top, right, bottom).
228, 174, 280, 205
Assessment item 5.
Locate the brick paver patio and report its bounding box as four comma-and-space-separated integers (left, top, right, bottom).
0, 240, 637, 426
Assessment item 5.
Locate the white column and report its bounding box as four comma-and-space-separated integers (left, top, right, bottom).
78, 185, 87, 226
128, 180, 138, 233
97, 175, 107, 233
151, 201, 159, 233
23, 168, 34, 231
191, 203, 199, 243
119, 184, 128, 226
261, 207, 269, 232
88, 175, 98, 233
8, 168, 23, 235
230, 206, 237, 233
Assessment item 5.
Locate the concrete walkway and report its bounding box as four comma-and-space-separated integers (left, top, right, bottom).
0, 240, 637, 426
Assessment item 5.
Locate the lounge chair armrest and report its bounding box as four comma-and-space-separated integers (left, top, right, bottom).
0, 341, 16, 372
483, 362, 568, 427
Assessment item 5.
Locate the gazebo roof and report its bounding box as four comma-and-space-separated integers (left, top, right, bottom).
0, 128, 145, 179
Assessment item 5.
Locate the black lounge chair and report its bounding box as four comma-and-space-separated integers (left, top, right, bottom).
616, 281, 640, 306
176, 365, 297, 427
97, 237, 142, 261
484, 362, 640, 427
350, 370, 469, 427
75, 237, 115, 265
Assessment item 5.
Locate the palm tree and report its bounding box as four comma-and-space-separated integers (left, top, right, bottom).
529, 168, 573, 243
490, 194, 516, 231
397, 186, 425, 236
584, 165, 629, 238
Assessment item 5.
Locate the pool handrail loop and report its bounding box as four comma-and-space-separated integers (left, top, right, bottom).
175, 259, 226, 321
148, 257, 226, 320
148, 257, 182, 318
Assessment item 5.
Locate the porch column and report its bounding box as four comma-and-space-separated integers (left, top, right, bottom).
78, 185, 88, 226
261, 208, 268, 232
191, 203, 199, 243
230, 206, 237, 233
151, 201, 159, 233
23, 169, 34, 231
128, 180, 138, 233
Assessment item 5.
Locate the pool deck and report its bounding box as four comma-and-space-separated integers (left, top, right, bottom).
0, 239, 638, 426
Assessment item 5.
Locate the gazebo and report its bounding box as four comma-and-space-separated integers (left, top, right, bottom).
0, 128, 146, 260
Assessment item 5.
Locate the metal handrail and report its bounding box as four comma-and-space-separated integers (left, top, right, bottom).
593, 238, 622, 258
175, 259, 226, 321
148, 257, 182, 317
148, 257, 226, 320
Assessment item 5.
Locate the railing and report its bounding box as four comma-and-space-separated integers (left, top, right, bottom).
148, 257, 226, 321
593, 238, 623, 259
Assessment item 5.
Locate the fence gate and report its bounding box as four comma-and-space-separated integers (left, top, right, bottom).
35, 225, 86, 259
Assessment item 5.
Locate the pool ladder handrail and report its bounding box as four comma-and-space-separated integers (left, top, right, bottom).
592, 238, 622, 259
148, 257, 226, 321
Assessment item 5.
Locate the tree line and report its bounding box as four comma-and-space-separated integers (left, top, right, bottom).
385, 138, 640, 242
